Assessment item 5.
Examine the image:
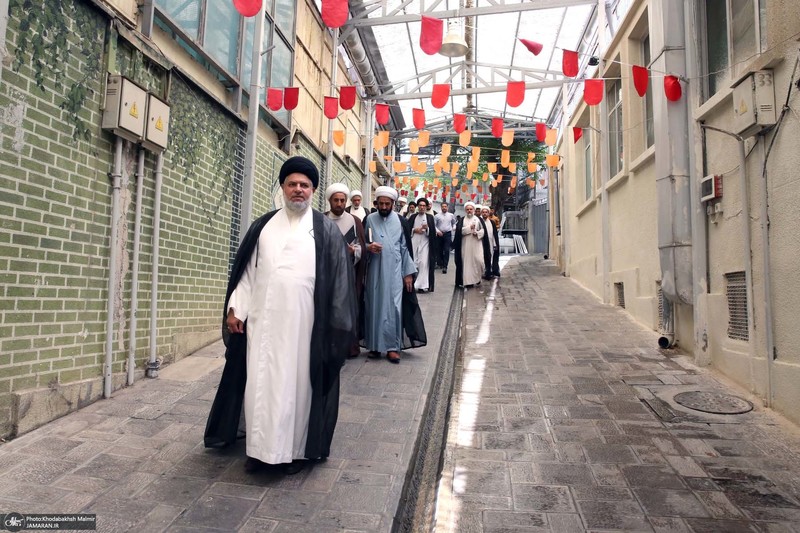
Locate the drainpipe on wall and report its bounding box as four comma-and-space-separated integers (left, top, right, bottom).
147, 152, 164, 378
325, 28, 340, 193
104, 137, 124, 398
128, 148, 146, 386
597, 73, 612, 304
240, 1, 266, 241
362, 99, 374, 206
651, 0, 693, 347
757, 138, 775, 406
683, 0, 710, 363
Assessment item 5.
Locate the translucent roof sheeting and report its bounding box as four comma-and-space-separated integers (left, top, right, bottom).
357, 1, 596, 138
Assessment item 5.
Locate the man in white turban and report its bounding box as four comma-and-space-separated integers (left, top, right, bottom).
346, 189, 368, 222
362, 187, 426, 363
453, 201, 489, 288
326, 183, 367, 357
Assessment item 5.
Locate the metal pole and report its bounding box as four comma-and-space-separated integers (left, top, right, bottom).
147, 153, 164, 378
240, 2, 266, 241
128, 148, 145, 386
362, 99, 374, 206
104, 137, 123, 398
325, 27, 340, 193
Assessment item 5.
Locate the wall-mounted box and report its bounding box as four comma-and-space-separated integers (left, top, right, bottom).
102, 75, 146, 142
700, 174, 722, 202
732, 70, 777, 138
143, 94, 170, 152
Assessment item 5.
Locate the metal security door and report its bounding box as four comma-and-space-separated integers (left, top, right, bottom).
531, 200, 549, 254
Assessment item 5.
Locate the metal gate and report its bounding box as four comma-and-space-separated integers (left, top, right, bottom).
531, 200, 549, 254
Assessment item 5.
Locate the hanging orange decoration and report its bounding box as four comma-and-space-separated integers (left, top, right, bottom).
482, 172, 489, 181
378, 130, 390, 148
508, 162, 517, 173
472, 179, 478, 187
410, 155, 419, 167
501, 149, 510, 167
393, 161, 407, 172
434, 162, 442, 176
545, 128, 557, 147
402, 176, 409, 184
488, 162, 497, 173
369, 160, 377, 172
501, 129, 515, 147
441, 143, 451, 158
461, 184, 468, 192
510, 176, 517, 188
394, 177, 401, 187
528, 162, 537, 173
333, 129, 345, 147
452, 178, 459, 187
472, 147, 481, 160
450, 162, 460, 176
417, 162, 428, 174
477, 185, 483, 193
527, 178, 535, 187
546, 154, 560, 167
527, 152, 534, 163
409, 139, 419, 154
418, 130, 430, 147
410, 177, 419, 189
459, 130, 471, 147
441, 160, 450, 173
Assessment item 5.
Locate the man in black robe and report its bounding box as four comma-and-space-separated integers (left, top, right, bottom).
481, 206, 501, 279
204, 157, 356, 476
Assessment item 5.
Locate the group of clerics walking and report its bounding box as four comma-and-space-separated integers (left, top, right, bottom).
204, 156, 502, 475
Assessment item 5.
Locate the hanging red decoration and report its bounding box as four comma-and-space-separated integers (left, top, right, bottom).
491, 118, 503, 138
324, 96, 338, 119
562, 49, 579, 77
420, 16, 444, 55
321, 0, 348, 28
506, 81, 525, 108
664, 75, 682, 101
535, 122, 546, 142
266, 88, 283, 111
519, 38, 543, 56
233, 0, 261, 17
431, 84, 450, 109
453, 113, 466, 133
375, 103, 390, 125
584, 78, 604, 106
573, 127, 583, 143
413, 108, 426, 130
283, 87, 299, 110
339, 85, 357, 110
632, 65, 649, 97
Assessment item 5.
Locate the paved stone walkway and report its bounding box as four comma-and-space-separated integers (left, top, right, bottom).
435, 256, 800, 532
0, 269, 455, 532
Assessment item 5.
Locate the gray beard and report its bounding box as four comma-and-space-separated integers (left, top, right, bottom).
285, 198, 310, 213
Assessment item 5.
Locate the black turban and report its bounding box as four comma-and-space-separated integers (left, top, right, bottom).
278, 156, 319, 188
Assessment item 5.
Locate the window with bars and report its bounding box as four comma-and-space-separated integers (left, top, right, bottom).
615, 282, 625, 309
725, 271, 749, 340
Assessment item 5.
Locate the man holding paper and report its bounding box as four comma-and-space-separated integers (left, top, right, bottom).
325, 183, 367, 357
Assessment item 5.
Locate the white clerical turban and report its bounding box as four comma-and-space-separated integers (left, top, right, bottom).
464, 201, 476, 210
474, 204, 483, 211
350, 189, 362, 200
325, 183, 350, 202
375, 186, 398, 201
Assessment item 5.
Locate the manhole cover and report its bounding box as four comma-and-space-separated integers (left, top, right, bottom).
673, 391, 753, 414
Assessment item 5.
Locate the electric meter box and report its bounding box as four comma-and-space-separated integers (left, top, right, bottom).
143, 94, 170, 152
732, 70, 777, 138
102, 75, 147, 142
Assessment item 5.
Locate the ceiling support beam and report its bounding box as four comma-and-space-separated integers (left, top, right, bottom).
345, 0, 597, 27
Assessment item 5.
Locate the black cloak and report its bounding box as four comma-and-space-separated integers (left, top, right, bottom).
204, 209, 357, 460
483, 217, 501, 279
453, 216, 491, 287
406, 212, 437, 292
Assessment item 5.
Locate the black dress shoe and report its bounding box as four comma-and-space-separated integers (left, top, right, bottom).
284, 460, 307, 475
244, 457, 263, 473
368, 351, 382, 359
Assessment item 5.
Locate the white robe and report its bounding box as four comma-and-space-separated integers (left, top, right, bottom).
412, 215, 431, 291
349, 205, 367, 222
461, 214, 485, 286
228, 208, 316, 464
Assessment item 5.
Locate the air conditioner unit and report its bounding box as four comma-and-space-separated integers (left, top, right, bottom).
732, 70, 777, 138
700, 174, 722, 202
102, 75, 147, 142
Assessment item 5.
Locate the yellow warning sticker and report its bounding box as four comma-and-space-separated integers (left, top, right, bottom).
737, 99, 747, 116
155, 117, 163, 131
130, 102, 139, 118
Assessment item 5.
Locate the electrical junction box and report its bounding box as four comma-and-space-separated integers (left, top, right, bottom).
143, 94, 170, 152
102, 75, 146, 142
700, 174, 722, 202
732, 70, 777, 138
